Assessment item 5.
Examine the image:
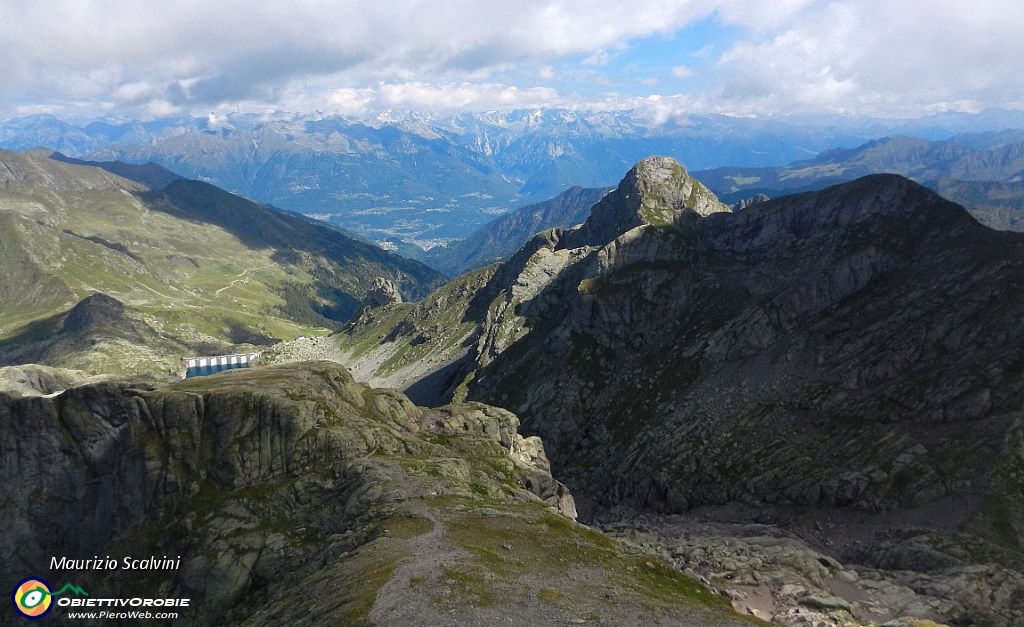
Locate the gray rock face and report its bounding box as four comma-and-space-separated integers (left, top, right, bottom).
466, 173, 1024, 519
421, 402, 577, 520
732, 193, 770, 211
0, 362, 585, 626
363, 276, 404, 308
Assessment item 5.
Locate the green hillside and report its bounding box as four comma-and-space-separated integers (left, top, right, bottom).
0, 150, 445, 378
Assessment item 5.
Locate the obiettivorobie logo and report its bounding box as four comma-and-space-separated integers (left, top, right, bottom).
11, 578, 88, 619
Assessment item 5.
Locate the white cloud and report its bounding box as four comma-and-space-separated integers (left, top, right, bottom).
711, 0, 1024, 115
671, 66, 696, 79
317, 83, 567, 117
1, 0, 1023, 119
0, 0, 711, 105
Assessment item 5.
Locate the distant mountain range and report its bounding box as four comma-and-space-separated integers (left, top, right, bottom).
8, 109, 1024, 244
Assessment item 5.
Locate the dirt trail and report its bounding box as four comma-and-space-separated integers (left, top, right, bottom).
214, 263, 274, 296
368, 502, 471, 626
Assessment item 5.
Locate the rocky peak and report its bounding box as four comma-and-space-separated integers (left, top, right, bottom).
62, 292, 128, 332
569, 155, 730, 247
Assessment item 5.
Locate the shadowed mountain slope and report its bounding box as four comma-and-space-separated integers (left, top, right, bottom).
47, 150, 186, 190
466, 173, 1024, 517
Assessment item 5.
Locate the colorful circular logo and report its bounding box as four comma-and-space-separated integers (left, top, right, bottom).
11, 578, 52, 619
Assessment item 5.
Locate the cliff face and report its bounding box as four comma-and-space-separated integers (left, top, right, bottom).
1, 362, 750, 627
468, 172, 1024, 523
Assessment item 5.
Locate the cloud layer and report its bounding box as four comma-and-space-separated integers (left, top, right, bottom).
2, 0, 1022, 118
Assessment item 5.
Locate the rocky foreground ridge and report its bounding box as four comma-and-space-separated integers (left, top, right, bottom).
335, 156, 1024, 625
1, 362, 756, 627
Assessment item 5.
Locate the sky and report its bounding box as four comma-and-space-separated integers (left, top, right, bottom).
2, 0, 1023, 121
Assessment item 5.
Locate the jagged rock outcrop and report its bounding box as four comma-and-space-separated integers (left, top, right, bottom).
732, 193, 770, 211
421, 401, 577, 519
564, 155, 729, 248
362, 277, 404, 308
0, 364, 97, 397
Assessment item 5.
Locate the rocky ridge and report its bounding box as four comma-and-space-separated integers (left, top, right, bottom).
1, 361, 755, 626
332, 156, 1024, 625
695, 134, 1024, 231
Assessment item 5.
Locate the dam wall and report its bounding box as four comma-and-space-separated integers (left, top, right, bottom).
183, 352, 261, 378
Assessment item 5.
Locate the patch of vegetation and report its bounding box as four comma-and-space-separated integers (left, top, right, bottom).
432, 497, 744, 618
226, 321, 279, 346
276, 281, 351, 330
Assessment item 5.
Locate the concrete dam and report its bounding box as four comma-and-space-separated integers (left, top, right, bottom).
184, 352, 261, 378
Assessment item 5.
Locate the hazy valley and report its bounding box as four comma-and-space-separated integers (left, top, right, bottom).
9, 109, 1024, 249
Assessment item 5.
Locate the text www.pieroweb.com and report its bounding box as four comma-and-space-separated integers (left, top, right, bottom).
66, 610, 178, 620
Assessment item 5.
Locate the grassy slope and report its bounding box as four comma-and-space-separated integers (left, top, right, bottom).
0, 150, 444, 378
328, 265, 497, 402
